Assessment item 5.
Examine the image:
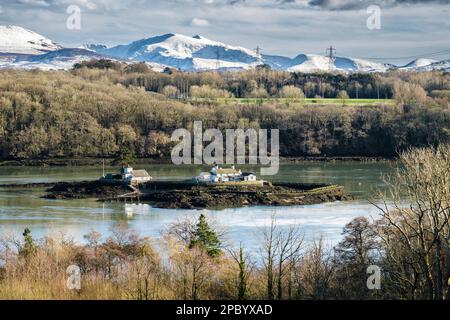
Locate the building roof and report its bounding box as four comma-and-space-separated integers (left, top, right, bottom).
132, 170, 151, 178
242, 172, 256, 177
215, 168, 241, 175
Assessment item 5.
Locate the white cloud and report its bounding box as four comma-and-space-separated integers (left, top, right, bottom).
17, 0, 50, 6
53, 0, 97, 10
191, 18, 210, 26
18, 0, 124, 10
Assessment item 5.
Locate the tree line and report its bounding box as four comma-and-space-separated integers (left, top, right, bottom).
75, 59, 450, 99
0, 68, 449, 160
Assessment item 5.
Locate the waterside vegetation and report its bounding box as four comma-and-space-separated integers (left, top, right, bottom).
0, 145, 448, 300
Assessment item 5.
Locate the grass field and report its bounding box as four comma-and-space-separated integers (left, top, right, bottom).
187, 97, 395, 106
304, 98, 394, 105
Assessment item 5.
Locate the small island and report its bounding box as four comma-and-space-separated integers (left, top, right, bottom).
43, 165, 351, 209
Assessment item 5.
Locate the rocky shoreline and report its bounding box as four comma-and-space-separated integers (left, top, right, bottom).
39, 180, 352, 209
0, 179, 352, 209
140, 183, 351, 209
44, 181, 134, 200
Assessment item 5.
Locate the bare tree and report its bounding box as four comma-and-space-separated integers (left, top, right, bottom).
275, 225, 304, 300
298, 237, 335, 300
127, 244, 162, 300
260, 213, 304, 300
261, 213, 278, 300
334, 217, 380, 299
372, 145, 450, 300
171, 246, 213, 300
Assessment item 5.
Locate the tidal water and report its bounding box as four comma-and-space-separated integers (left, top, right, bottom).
0, 162, 395, 252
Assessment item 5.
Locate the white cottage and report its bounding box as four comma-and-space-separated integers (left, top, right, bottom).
102, 166, 152, 185
196, 165, 258, 184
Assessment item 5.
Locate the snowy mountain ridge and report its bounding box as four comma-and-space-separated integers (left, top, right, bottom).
0, 25, 448, 73
0, 25, 61, 55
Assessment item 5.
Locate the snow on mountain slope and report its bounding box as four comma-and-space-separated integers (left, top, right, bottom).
393, 58, 450, 72
350, 58, 391, 72
0, 48, 109, 70
99, 33, 391, 72
401, 58, 437, 69
407, 59, 450, 72
0, 25, 61, 54
288, 54, 330, 72
99, 33, 258, 71
192, 58, 251, 71
287, 54, 390, 73
263, 54, 297, 70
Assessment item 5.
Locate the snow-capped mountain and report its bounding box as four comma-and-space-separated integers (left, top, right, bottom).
0, 25, 61, 55
404, 59, 450, 72
285, 54, 391, 73
397, 58, 450, 72
95, 33, 394, 73
400, 58, 437, 69
3, 48, 109, 70
97, 33, 259, 71
0, 25, 449, 73
398, 58, 437, 71
0, 25, 121, 71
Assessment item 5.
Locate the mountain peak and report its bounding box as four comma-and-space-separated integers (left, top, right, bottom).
402, 58, 437, 69
0, 25, 61, 55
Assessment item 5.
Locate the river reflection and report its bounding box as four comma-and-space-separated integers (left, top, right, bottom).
0, 162, 396, 252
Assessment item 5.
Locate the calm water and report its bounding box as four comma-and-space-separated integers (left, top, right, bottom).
0, 162, 395, 252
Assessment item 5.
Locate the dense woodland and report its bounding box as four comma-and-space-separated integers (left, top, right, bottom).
0, 62, 449, 160
0, 146, 449, 300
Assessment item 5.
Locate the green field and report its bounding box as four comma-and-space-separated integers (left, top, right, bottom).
188, 97, 395, 106
304, 98, 394, 105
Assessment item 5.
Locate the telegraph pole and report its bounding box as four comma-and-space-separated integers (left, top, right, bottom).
326, 45, 336, 72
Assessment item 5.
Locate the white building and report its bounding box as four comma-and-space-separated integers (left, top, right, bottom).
242, 172, 257, 181
102, 166, 152, 185
196, 165, 258, 184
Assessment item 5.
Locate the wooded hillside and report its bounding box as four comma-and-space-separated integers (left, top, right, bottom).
0, 66, 449, 160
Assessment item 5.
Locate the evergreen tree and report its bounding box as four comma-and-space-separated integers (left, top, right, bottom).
237, 245, 248, 300
189, 214, 221, 257
21, 227, 36, 257
116, 147, 135, 167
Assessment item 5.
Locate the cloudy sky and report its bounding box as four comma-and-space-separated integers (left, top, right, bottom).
0, 0, 449, 63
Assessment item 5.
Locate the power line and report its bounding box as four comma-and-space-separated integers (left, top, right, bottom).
356, 49, 450, 61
